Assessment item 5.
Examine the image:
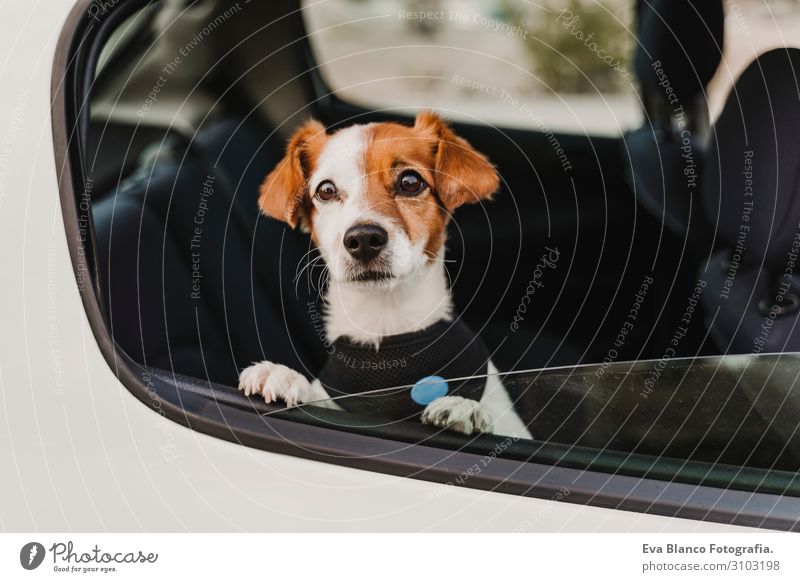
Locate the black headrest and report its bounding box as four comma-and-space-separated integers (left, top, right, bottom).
703, 49, 800, 270
635, 0, 724, 100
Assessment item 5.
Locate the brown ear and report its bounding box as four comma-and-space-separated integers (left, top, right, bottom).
258, 119, 327, 229
414, 111, 499, 212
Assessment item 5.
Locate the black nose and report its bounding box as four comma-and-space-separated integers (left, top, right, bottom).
343, 223, 388, 261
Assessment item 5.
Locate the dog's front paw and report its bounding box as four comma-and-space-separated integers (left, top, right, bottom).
238, 361, 311, 407
421, 396, 493, 435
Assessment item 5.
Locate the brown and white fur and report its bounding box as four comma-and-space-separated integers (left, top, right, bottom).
238, 112, 531, 438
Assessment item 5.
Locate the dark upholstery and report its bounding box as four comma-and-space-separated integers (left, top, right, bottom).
622, 127, 709, 243
625, 0, 724, 244
93, 119, 328, 385
634, 0, 724, 102
703, 49, 800, 270
93, 117, 586, 389
701, 49, 800, 354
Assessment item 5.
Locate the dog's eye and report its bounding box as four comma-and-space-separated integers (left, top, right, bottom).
316, 180, 338, 201
396, 170, 426, 196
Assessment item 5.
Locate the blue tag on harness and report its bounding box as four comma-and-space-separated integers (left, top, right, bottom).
410, 375, 449, 405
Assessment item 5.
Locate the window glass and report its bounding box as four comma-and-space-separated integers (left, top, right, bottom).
284, 352, 800, 495
67, 0, 800, 506
303, 0, 640, 135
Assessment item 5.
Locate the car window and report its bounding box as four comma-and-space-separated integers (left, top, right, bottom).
274, 350, 800, 496
53, 0, 800, 531
302, 0, 641, 135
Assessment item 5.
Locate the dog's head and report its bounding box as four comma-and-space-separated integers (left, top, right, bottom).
259, 111, 499, 285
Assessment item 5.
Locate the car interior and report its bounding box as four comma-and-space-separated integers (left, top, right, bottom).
66, 0, 800, 496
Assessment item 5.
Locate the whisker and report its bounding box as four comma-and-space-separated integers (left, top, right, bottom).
294, 253, 326, 299
297, 254, 324, 281
294, 248, 322, 279
316, 266, 331, 302
423, 249, 456, 264
294, 256, 325, 297
296, 246, 321, 265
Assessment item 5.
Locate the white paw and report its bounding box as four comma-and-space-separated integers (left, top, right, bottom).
238, 361, 311, 407
421, 396, 493, 435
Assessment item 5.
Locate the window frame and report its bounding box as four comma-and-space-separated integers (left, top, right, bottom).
51, 0, 800, 531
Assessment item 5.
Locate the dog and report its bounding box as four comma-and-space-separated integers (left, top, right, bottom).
238, 111, 531, 438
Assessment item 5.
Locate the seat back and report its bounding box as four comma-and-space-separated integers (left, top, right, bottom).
701, 49, 800, 353
93, 118, 328, 385
625, 0, 724, 245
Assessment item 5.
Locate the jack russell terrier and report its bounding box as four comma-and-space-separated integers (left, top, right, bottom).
238, 112, 531, 438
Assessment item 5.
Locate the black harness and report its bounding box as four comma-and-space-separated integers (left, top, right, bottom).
317, 319, 489, 420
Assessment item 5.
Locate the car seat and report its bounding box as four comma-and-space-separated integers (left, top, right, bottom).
92, 118, 328, 385
92, 115, 589, 390
624, 0, 725, 247
700, 48, 800, 353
